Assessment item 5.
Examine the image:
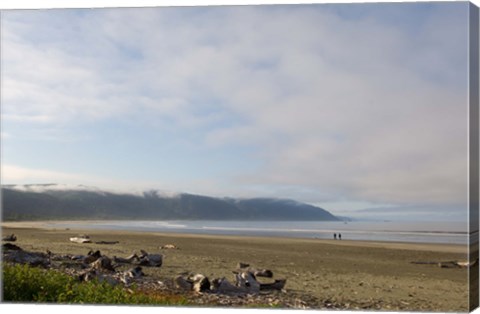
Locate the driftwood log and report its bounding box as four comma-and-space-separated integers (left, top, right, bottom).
138, 250, 163, 267
69, 235, 91, 243
411, 260, 478, 268
2, 234, 17, 242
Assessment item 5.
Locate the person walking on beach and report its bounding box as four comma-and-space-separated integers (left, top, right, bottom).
333, 233, 337, 240
339, 233, 342, 240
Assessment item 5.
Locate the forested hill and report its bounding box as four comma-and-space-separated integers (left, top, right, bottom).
1, 185, 339, 222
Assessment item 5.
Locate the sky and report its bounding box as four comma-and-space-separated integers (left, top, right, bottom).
0, 1, 473, 221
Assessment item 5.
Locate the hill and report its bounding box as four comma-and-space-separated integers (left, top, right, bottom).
1, 185, 339, 221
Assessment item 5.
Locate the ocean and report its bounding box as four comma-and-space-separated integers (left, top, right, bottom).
45, 220, 471, 245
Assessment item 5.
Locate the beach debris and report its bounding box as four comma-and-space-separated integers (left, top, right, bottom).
253, 269, 274, 278
113, 253, 139, 264
2, 234, 17, 242
83, 250, 102, 264
95, 241, 120, 245
3, 249, 50, 267
189, 274, 211, 293
160, 244, 179, 249
79, 269, 120, 286
90, 256, 115, 272
260, 279, 287, 291
138, 250, 163, 267
3, 243, 22, 251
124, 266, 145, 278
174, 275, 193, 291
234, 271, 260, 294
411, 260, 478, 269
211, 277, 241, 294
69, 234, 92, 243
237, 262, 250, 269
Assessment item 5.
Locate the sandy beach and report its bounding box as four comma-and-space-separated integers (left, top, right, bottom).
1, 221, 473, 311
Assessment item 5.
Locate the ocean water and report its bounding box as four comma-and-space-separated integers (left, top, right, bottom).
46, 220, 470, 245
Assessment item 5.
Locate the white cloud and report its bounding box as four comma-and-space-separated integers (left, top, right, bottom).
1, 4, 470, 212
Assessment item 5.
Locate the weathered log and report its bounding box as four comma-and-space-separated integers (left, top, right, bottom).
188, 274, 211, 292
138, 250, 163, 267
3, 243, 22, 251
260, 279, 287, 291
113, 254, 138, 264
174, 275, 193, 291
79, 269, 119, 285
91, 256, 115, 271
234, 271, 260, 294
438, 261, 460, 268
211, 277, 246, 294
125, 266, 144, 278
2, 234, 17, 242
160, 244, 178, 249
69, 235, 91, 243
253, 269, 273, 278
83, 250, 102, 264
3, 250, 49, 267
95, 241, 119, 245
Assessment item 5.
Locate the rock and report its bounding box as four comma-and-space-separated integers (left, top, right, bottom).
237, 262, 250, 269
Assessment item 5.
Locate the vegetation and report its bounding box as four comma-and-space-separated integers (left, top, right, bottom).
2, 186, 339, 221
2, 263, 188, 305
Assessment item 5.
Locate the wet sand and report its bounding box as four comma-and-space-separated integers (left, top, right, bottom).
1, 221, 473, 311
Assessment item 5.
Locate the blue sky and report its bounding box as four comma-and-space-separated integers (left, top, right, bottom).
1, 2, 472, 221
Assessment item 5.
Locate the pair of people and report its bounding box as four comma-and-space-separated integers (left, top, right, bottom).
333, 233, 342, 240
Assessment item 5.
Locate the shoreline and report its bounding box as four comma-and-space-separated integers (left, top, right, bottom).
1, 220, 467, 254
1, 222, 471, 311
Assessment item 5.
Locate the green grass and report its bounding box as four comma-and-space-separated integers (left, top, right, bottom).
2, 263, 188, 305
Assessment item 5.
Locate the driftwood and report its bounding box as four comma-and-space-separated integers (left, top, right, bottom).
124, 266, 144, 278
91, 256, 115, 272
411, 260, 478, 268
113, 254, 139, 264
174, 275, 193, 291
69, 235, 91, 243
3, 243, 22, 251
260, 279, 287, 291
138, 250, 163, 267
2, 234, 17, 242
160, 244, 179, 249
83, 250, 102, 264
95, 241, 119, 245
211, 277, 242, 294
234, 271, 260, 294
189, 274, 211, 293
253, 269, 274, 278
3, 249, 49, 267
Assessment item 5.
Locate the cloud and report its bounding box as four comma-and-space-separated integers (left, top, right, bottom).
1, 4, 470, 214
